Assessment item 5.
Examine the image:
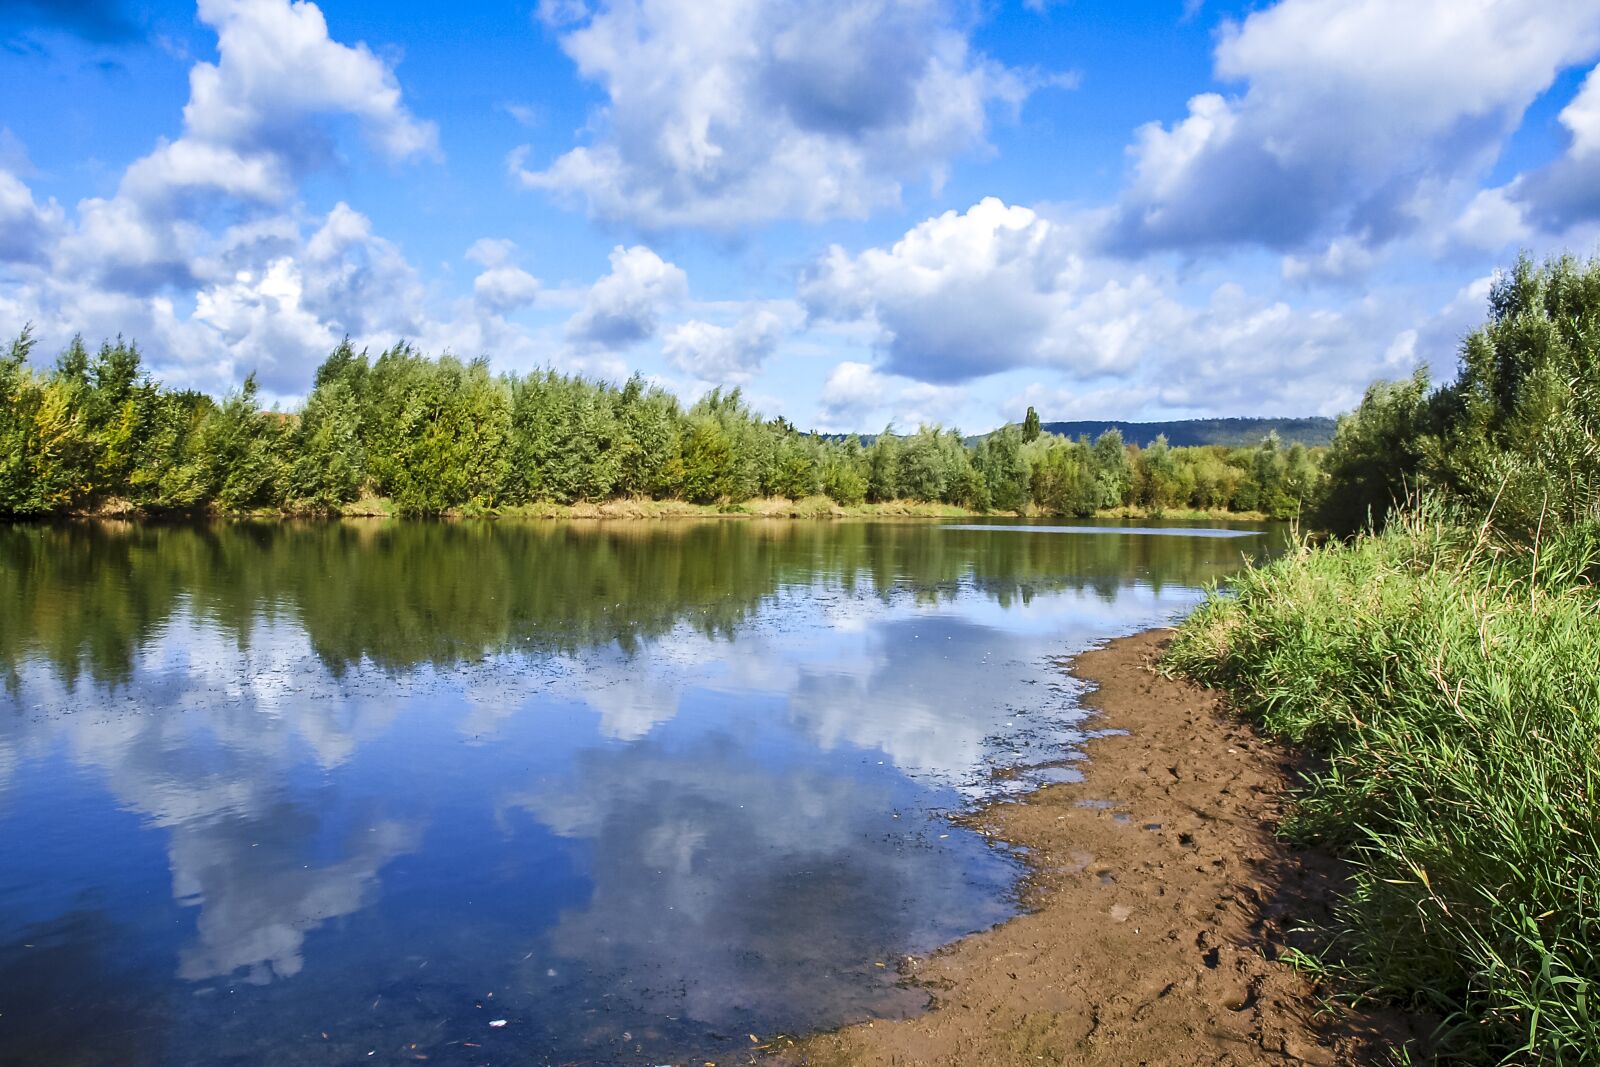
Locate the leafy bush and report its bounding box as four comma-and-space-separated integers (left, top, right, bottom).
1427, 254, 1600, 537
1316, 254, 1600, 538
1314, 370, 1431, 535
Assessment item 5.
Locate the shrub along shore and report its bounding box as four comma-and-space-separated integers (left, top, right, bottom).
1, 327, 1315, 520
1168, 254, 1600, 1063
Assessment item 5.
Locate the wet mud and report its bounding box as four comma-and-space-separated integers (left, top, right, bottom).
772, 628, 1429, 1067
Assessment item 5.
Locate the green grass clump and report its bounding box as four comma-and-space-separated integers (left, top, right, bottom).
1167, 508, 1600, 1063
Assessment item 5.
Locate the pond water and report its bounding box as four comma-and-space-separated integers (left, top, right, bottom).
0, 518, 1281, 1066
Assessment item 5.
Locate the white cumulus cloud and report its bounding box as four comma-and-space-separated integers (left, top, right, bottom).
803, 197, 1120, 383
466, 238, 543, 315
565, 244, 689, 350
817, 359, 964, 430
1500, 63, 1600, 234
1107, 0, 1600, 253
661, 302, 800, 385
0, 0, 448, 397
804, 196, 1495, 421
513, 0, 1037, 228
186, 0, 437, 163
0, 167, 64, 265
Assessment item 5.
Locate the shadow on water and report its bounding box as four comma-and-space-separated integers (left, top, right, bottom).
0, 518, 1284, 1065
0, 912, 172, 1067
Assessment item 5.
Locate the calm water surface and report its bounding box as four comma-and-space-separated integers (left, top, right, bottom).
0, 518, 1282, 1066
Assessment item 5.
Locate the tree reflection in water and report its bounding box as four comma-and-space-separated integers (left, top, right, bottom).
0, 518, 1277, 1065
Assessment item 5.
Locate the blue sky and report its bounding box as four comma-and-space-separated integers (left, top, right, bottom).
3, 0, 1599, 433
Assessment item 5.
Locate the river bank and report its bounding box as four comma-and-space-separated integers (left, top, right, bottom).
53, 495, 1269, 523
773, 628, 1426, 1067
1165, 516, 1600, 1062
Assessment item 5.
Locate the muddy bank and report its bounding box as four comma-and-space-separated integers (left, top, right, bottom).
775, 628, 1426, 1067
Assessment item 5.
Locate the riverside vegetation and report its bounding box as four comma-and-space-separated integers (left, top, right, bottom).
0, 327, 1318, 519
1168, 254, 1600, 1063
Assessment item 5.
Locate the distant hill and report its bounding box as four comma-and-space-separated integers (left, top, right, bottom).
1034, 417, 1335, 448
819, 416, 1336, 449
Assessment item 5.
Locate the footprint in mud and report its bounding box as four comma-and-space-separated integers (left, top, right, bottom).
1221, 985, 1258, 1012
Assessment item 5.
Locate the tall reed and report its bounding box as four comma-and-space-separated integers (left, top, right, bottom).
1167, 506, 1600, 1062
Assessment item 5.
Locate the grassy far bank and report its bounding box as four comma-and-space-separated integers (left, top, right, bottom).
1165, 254, 1600, 1063
70, 492, 977, 521
67, 492, 1269, 522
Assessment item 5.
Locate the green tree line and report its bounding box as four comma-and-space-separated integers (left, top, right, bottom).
0, 329, 1321, 519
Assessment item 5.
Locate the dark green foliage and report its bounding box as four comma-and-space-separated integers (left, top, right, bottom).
287, 341, 367, 511
0, 327, 42, 515
1016, 429, 1317, 519
1426, 254, 1600, 536
679, 415, 737, 503
976, 426, 1028, 512
896, 425, 954, 502
864, 429, 901, 503
362, 350, 512, 514
1027, 436, 1100, 516
197, 375, 289, 511
820, 437, 868, 505
1316, 255, 1600, 538
1314, 371, 1431, 535
1281, 443, 1318, 516
505, 369, 617, 504
770, 435, 820, 500
1243, 433, 1308, 518
1021, 405, 1041, 443
1091, 429, 1132, 510
0, 328, 220, 514
1133, 434, 1182, 512
613, 374, 683, 498
688, 388, 765, 501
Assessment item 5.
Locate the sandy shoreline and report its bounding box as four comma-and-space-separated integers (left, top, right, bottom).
767, 628, 1425, 1067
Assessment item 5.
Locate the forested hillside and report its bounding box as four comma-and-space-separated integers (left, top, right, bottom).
1037, 417, 1334, 448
